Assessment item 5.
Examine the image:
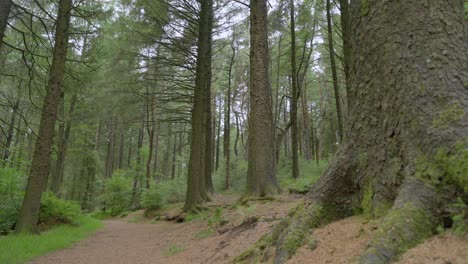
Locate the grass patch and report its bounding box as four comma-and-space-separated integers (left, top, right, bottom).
164, 244, 184, 256
0, 215, 102, 264
194, 229, 213, 239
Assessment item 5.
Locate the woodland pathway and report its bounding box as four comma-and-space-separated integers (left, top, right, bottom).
29, 195, 468, 264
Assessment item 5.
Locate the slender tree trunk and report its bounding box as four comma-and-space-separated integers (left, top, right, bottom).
132, 118, 144, 204
127, 129, 133, 168
50, 95, 76, 195
224, 40, 235, 190
118, 132, 124, 169
184, 0, 213, 211
326, 0, 344, 143
301, 78, 312, 160
289, 0, 300, 179
339, 0, 351, 105
234, 112, 240, 157
245, 0, 280, 197
15, 0, 73, 234
0, 0, 12, 51
153, 123, 160, 181
171, 132, 177, 180
145, 96, 155, 189
215, 103, 221, 170
2, 97, 19, 163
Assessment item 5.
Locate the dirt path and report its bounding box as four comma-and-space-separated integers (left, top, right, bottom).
29, 195, 468, 264
30, 194, 301, 264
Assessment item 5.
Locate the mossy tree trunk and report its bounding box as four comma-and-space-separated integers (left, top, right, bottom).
15, 0, 73, 234
235, 1, 468, 263
184, 0, 213, 212
245, 0, 280, 197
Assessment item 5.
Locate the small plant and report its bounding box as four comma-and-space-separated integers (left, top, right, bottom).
164, 244, 184, 256
207, 208, 225, 229
194, 229, 213, 239
237, 204, 256, 218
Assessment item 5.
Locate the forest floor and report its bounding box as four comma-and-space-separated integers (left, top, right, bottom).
30, 194, 468, 264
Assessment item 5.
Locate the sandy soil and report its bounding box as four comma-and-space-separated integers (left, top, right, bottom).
29, 194, 468, 264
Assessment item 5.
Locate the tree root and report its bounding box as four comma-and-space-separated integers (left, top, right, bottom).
359, 178, 438, 263
232, 202, 330, 264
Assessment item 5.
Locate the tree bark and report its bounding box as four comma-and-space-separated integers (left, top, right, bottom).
245, 0, 280, 197
235, 1, 468, 263
0, 0, 12, 51
224, 37, 235, 190
2, 97, 19, 163
145, 95, 155, 189
326, 0, 344, 143
184, 0, 213, 211
289, 0, 300, 179
15, 0, 73, 234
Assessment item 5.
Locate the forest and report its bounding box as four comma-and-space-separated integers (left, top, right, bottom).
0, 0, 467, 263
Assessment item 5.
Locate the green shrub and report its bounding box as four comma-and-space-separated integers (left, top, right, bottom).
99, 175, 132, 215
451, 198, 467, 236
278, 158, 327, 192
157, 177, 186, 204
141, 186, 163, 210
0, 167, 24, 234
39, 192, 82, 226
213, 158, 247, 193
0, 195, 22, 234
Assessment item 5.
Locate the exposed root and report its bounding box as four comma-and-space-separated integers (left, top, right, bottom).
359, 178, 438, 263
232, 202, 331, 264
239, 196, 276, 205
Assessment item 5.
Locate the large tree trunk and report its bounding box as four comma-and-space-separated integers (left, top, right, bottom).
15, 0, 72, 234
245, 0, 280, 197
184, 0, 213, 212
0, 0, 12, 51
235, 1, 468, 263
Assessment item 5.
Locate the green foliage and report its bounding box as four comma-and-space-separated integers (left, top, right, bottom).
450, 198, 467, 236
99, 175, 132, 216
0, 167, 24, 234
278, 158, 327, 192
39, 192, 82, 226
141, 186, 163, 210
156, 177, 186, 204
0, 216, 102, 264
213, 159, 248, 193
89, 210, 113, 220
